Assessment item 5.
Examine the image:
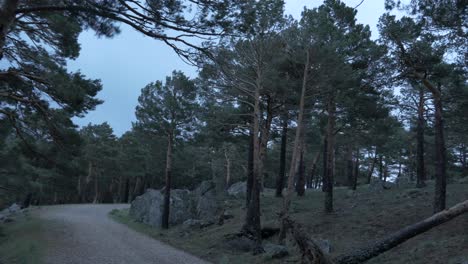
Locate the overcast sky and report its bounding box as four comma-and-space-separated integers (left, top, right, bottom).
68, 0, 386, 136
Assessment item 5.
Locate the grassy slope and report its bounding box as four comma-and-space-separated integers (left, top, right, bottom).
110, 181, 468, 264
0, 211, 45, 264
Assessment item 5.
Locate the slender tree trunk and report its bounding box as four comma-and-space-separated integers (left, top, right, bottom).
0, 0, 19, 60
308, 151, 321, 189
93, 169, 99, 203
124, 178, 130, 203
324, 95, 336, 213
275, 114, 288, 197
432, 88, 446, 213
259, 98, 273, 191
416, 87, 426, 188
242, 70, 263, 253
352, 148, 359, 190
347, 145, 354, 188
225, 148, 231, 189
246, 131, 254, 207
378, 155, 383, 181
322, 136, 328, 192
162, 133, 173, 229
279, 49, 309, 243
77, 174, 82, 202
296, 149, 306, 196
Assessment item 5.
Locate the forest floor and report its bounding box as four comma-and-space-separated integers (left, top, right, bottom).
111, 180, 468, 264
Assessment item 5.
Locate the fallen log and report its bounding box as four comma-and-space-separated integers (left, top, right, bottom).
334, 199, 468, 264
285, 199, 468, 264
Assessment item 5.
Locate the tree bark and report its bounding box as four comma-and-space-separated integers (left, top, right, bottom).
324, 95, 336, 213
296, 150, 306, 196
335, 199, 468, 264
246, 131, 254, 207
308, 151, 321, 189
347, 145, 354, 188
432, 87, 446, 213
378, 155, 383, 181
161, 133, 173, 229
275, 114, 288, 197
416, 87, 426, 188
224, 147, 231, 188
279, 49, 309, 243
352, 148, 359, 190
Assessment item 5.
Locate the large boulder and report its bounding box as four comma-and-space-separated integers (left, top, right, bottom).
130, 189, 193, 228
194, 180, 221, 221
227, 181, 247, 199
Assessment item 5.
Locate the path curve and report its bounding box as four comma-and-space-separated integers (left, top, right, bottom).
37, 204, 209, 264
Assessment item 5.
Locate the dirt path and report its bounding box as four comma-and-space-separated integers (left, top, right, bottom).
37, 204, 209, 264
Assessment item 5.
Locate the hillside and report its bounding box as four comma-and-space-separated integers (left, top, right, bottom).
111, 180, 468, 264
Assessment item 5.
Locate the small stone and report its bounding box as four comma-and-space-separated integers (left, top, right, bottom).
264, 243, 289, 259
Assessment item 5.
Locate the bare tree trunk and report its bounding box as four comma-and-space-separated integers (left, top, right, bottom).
308, 151, 321, 189
279, 49, 310, 243
224, 147, 231, 189
324, 95, 336, 213
416, 87, 426, 188
296, 149, 306, 196
275, 114, 288, 197
335, 199, 468, 264
378, 155, 384, 181
0, 0, 19, 60
346, 145, 354, 188
432, 87, 446, 213
124, 178, 130, 203
162, 133, 173, 229
367, 148, 377, 184
242, 70, 263, 253
352, 148, 359, 190
259, 98, 274, 191
93, 169, 99, 204
246, 131, 254, 207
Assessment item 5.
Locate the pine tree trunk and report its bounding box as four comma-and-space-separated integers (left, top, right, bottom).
367, 150, 376, 184
0, 0, 19, 60
352, 148, 359, 190
124, 178, 130, 203
296, 150, 306, 196
433, 90, 446, 213
225, 148, 231, 188
347, 145, 354, 188
279, 49, 309, 243
322, 136, 328, 192
416, 87, 426, 188
246, 131, 254, 207
162, 133, 173, 229
378, 155, 383, 181
308, 151, 321, 189
324, 96, 336, 213
93, 169, 99, 204
275, 115, 288, 197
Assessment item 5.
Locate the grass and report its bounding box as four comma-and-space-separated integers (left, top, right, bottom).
110, 181, 468, 264
0, 210, 45, 264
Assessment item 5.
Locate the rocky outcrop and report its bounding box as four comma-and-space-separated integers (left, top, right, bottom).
130, 180, 226, 228
227, 181, 247, 198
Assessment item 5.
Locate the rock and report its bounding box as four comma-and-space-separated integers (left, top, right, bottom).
182, 219, 202, 229
458, 177, 468, 184
194, 181, 221, 221
223, 235, 256, 252
369, 179, 395, 190
403, 188, 428, 198
313, 239, 331, 254
8, 203, 21, 213
264, 243, 289, 259
130, 189, 193, 228
227, 181, 247, 198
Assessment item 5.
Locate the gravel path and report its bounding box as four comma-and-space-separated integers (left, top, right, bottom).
37, 204, 209, 264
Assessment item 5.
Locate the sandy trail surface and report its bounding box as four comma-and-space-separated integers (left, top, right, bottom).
37, 204, 209, 264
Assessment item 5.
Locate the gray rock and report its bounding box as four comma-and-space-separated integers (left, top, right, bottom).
224, 236, 256, 252
182, 219, 202, 229
313, 239, 331, 254
130, 189, 193, 228
227, 181, 247, 198
194, 181, 221, 221
8, 203, 21, 213
264, 243, 289, 259
458, 177, 468, 184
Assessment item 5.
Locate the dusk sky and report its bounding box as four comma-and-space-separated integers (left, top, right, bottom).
68, 0, 386, 136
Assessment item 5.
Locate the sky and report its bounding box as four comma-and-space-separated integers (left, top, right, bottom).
68, 0, 386, 136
